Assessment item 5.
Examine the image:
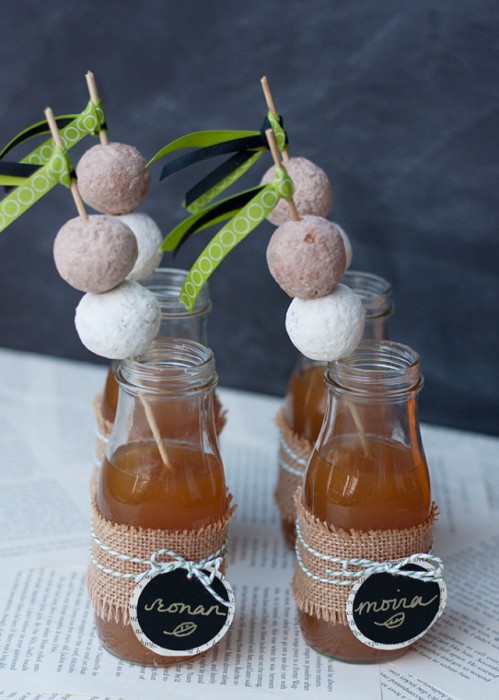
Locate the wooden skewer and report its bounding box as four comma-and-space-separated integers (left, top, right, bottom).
265, 128, 300, 222
260, 76, 290, 163
44, 107, 88, 221
139, 393, 172, 469
85, 70, 109, 145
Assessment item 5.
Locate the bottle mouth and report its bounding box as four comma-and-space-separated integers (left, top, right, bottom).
342, 270, 394, 319
141, 267, 212, 318
327, 340, 423, 397
117, 338, 218, 396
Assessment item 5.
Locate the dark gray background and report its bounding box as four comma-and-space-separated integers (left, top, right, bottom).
0, 1, 498, 435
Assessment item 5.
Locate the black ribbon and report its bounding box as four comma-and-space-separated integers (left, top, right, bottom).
160, 115, 288, 207
0, 161, 39, 178
1, 161, 76, 194
184, 150, 257, 208
173, 185, 265, 255
0, 116, 77, 160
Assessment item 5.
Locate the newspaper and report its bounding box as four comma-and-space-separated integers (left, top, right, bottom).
0, 348, 498, 699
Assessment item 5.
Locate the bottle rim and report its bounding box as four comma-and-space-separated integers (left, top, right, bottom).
116, 338, 218, 396
141, 267, 212, 319
342, 270, 394, 319
326, 340, 424, 396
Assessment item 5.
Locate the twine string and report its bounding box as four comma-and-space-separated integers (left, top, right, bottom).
277, 425, 309, 475
295, 518, 444, 586
90, 526, 233, 608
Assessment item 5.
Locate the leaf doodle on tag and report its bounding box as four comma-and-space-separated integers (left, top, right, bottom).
163, 621, 198, 638
374, 612, 405, 629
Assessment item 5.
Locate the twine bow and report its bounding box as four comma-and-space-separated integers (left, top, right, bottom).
139, 545, 232, 609
90, 526, 233, 609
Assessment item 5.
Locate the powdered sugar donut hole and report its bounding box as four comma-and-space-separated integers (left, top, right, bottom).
260, 157, 333, 226
74, 280, 161, 359
333, 222, 353, 270
285, 284, 365, 361
117, 212, 164, 281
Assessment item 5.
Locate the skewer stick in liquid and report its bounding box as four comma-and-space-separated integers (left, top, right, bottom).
265, 128, 301, 222
85, 71, 109, 145
44, 107, 88, 221
139, 394, 172, 469
260, 76, 290, 163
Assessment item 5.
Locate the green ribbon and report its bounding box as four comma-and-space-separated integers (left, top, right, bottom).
161, 185, 265, 253
147, 129, 260, 165
0, 144, 72, 233
185, 113, 287, 213
21, 99, 105, 166
175, 166, 294, 311
149, 112, 287, 214
0, 99, 106, 231
186, 149, 262, 214
0, 99, 106, 189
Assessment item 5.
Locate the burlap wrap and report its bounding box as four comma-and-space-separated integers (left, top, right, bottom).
93, 393, 112, 466
274, 408, 313, 523
292, 489, 439, 624
87, 490, 236, 626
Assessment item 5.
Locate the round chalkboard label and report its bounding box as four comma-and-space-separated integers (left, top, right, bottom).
129, 563, 235, 656
346, 558, 446, 650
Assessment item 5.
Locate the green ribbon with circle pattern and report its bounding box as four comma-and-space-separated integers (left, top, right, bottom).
0, 144, 73, 233
0, 99, 106, 232
173, 166, 294, 311
21, 99, 105, 167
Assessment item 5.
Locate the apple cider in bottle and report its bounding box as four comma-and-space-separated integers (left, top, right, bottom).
89, 339, 232, 666
294, 341, 438, 663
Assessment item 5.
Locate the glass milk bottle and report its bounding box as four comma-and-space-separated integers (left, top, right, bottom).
277, 272, 393, 548
294, 341, 440, 663
88, 339, 233, 666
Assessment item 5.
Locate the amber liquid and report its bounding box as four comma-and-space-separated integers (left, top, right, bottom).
284, 363, 327, 444
96, 440, 228, 665
281, 363, 327, 548
300, 434, 431, 663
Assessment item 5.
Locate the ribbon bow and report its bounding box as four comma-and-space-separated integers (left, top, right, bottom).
149, 111, 287, 214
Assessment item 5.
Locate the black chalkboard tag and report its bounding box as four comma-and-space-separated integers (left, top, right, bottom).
129, 564, 235, 656
346, 558, 446, 650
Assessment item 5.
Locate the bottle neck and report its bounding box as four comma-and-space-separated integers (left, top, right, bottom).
342, 270, 393, 340
108, 339, 219, 456
142, 267, 211, 344
116, 339, 217, 399
320, 341, 424, 450
327, 340, 422, 399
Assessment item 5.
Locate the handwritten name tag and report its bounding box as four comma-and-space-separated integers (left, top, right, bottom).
346, 558, 446, 650
130, 565, 235, 656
